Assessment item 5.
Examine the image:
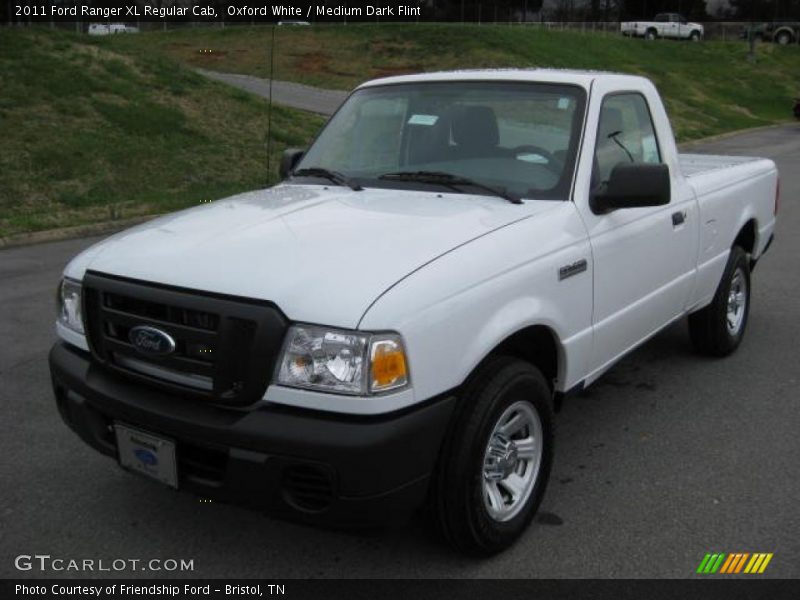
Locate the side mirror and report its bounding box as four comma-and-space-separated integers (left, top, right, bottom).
591, 163, 670, 213
279, 148, 305, 180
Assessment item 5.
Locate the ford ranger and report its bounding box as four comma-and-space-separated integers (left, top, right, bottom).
50, 70, 778, 556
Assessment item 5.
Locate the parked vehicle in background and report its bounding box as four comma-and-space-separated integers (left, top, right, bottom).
744, 22, 799, 44
770, 23, 799, 44
87, 23, 139, 36
621, 13, 704, 41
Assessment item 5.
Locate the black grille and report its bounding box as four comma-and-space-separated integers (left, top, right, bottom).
104, 291, 219, 332
83, 271, 287, 406
281, 464, 336, 513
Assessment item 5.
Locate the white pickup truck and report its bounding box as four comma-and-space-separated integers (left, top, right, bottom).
50, 69, 777, 556
621, 13, 704, 41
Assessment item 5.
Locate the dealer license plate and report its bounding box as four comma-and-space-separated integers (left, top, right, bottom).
114, 423, 178, 488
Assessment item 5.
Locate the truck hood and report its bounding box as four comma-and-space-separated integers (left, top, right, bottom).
67, 184, 556, 327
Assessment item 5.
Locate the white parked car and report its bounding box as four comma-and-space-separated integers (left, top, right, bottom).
51, 69, 777, 556
621, 13, 704, 41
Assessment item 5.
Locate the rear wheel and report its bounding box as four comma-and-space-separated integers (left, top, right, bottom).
432, 356, 554, 556
688, 246, 751, 356
776, 31, 793, 45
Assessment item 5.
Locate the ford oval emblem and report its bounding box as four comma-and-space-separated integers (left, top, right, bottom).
128, 325, 176, 356
134, 448, 158, 466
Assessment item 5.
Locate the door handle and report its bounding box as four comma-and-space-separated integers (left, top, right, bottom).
672, 210, 686, 227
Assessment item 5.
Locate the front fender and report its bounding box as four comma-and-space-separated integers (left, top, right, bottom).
359, 202, 593, 404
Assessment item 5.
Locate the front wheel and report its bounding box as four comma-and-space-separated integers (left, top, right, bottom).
688, 246, 751, 356
432, 356, 554, 556
690, 30, 702, 42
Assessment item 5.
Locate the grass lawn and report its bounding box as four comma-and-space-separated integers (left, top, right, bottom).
0, 28, 325, 238
3, 25, 798, 237
110, 23, 800, 141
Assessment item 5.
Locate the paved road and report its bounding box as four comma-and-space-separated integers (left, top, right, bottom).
197, 68, 347, 115
1, 126, 798, 579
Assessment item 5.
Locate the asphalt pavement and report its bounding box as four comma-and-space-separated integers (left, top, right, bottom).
197, 68, 347, 115
1, 126, 798, 579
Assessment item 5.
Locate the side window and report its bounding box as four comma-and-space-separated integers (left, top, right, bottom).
593, 93, 661, 187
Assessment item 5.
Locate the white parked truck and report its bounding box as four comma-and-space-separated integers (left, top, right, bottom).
87, 23, 139, 35
51, 69, 777, 556
621, 13, 704, 41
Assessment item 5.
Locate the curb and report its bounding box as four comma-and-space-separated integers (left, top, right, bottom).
0, 215, 160, 250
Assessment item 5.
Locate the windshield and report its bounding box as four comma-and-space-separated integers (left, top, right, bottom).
294, 81, 587, 201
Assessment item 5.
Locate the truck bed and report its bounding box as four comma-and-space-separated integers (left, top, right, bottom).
678, 153, 764, 178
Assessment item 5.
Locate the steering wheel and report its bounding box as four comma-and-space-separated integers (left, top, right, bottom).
510, 145, 563, 174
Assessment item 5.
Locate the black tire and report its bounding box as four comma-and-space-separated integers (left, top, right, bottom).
688, 246, 751, 357
432, 356, 554, 556
645, 29, 658, 41
690, 30, 701, 42
776, 31, 793, 45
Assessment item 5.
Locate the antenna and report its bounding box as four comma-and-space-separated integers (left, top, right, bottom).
265, 24, 276, 183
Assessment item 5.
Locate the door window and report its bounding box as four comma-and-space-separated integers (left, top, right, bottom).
593, 93, 661, 187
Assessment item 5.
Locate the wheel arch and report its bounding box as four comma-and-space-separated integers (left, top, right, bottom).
774, 27, 795, 43
733, 218, 758, 255
462, 324, 564, 412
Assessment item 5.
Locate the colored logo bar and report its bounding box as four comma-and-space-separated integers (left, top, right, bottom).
696, 552, 773, 574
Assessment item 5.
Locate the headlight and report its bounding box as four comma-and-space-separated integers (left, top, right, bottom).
276, 325, 409, 395
57, 278, 84, 334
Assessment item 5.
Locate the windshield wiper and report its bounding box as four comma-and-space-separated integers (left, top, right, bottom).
292, 167, 363, 191
378, 171, 522, 204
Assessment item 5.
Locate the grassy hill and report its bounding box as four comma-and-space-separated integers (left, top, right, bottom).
111, 23, 800, 141
3, 25, 798, 237
0, 28, 324, 238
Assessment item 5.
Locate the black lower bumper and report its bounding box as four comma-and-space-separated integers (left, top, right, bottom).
49, 342, 456, 527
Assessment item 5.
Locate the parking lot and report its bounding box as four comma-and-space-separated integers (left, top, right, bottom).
1, 126, 798, 579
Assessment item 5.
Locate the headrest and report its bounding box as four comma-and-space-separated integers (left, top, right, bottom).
452, 105, 499, 150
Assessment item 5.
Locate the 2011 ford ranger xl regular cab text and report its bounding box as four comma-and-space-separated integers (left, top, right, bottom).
50, 70, 777, 556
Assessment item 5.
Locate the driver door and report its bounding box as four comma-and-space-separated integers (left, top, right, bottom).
577, 87, 697, 377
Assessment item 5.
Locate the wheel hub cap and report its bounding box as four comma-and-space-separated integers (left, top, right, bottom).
484, 434, 519, 481
726, 268, 747, 335
481, 401, 543, 522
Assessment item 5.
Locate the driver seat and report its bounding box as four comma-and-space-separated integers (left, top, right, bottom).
451, 106, 501, 159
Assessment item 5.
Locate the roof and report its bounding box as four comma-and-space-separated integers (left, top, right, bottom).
356, 68, 650, 91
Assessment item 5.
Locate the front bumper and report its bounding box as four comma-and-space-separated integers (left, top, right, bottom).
49, 342, 456, 527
